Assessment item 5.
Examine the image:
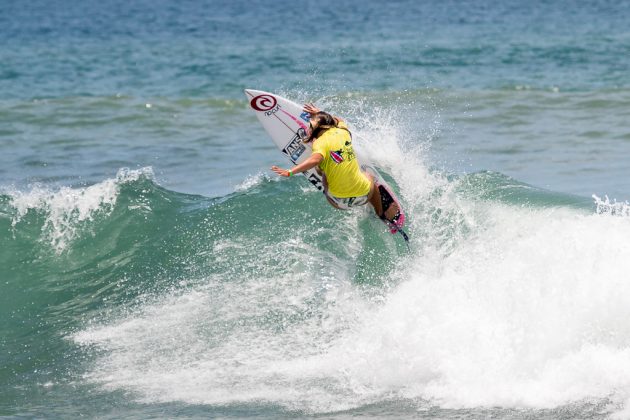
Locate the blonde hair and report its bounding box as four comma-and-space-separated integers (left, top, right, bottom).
305, 111, 338, 143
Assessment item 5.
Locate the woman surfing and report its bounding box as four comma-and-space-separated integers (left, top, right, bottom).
271, 103, 404, 232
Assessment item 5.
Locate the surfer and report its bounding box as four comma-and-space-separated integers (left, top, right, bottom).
271, 103, 401, 226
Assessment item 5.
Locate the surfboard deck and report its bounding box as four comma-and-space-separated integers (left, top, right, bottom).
245, 89, 408, 241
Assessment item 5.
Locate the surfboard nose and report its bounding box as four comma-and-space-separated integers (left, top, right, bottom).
244, 89, 266, 99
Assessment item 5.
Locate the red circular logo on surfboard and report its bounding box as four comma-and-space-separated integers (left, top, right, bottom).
250, 94, 277, 111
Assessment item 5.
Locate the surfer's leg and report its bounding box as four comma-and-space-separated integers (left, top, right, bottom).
378, 185, 400, 221
364, 172, 382, 216
321, 173, 343, 209
366, 177, 399, 221
367, 180, 383, 216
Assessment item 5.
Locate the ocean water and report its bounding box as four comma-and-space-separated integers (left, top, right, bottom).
2, 0, 630, 418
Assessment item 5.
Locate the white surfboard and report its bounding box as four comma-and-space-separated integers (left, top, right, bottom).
245, 89, 324, 191
245, 89, 408, 241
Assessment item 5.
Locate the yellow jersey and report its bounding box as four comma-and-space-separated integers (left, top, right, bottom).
311, 121, 371, 198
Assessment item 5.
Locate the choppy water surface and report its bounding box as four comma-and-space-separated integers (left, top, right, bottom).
2, 0, 630, 418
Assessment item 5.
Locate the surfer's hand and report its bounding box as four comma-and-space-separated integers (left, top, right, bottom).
303, 103, 320, 115
271, 165, 291, 177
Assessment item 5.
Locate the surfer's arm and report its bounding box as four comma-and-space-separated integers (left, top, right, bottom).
271, 153, 323, 177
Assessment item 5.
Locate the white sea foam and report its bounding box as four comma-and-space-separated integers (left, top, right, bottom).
74, 200, 630, 414
72, 235, 369, 410
234, 172, 267, 192
593, 194, 630, 217
320, 204, 630, 409
8, 167, 152, 253
71, 105, 630, 416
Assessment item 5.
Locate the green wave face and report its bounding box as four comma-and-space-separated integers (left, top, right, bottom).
3, 162, 626, 416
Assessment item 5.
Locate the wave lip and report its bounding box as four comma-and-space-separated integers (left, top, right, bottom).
5, 167, 153, 253
593, 195, 630, 217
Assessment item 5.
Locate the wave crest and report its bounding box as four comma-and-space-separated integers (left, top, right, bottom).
593, 195, 630, 217
6, 167, 154, 253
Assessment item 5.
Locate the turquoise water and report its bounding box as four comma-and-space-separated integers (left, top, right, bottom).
3, 1, 630, 418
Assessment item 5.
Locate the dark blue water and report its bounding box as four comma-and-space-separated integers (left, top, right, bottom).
4, 0, 630, 98
3, 0, 630, 418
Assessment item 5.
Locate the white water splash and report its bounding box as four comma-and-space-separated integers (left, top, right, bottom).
593, 194, 630, 217
234, 172, 268, 192
8, 167, 153, 253
71, 102, 630, 417
319, 204, 630, 409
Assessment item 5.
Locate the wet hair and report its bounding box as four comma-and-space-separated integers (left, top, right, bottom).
305, 111, 337, 143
